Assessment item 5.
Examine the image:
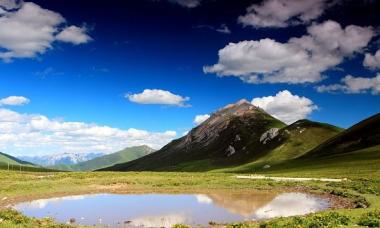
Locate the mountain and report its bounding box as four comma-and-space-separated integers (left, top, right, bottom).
303, 113, 380, 158
101, 99, 348, 172
0, 152, 62, 172
0, 152, 34, 166
220, 119, 343, 172
101, 99, 288, 171
18, 152, 104, 167
52, 145, 155, 171
226, 113, 380, 174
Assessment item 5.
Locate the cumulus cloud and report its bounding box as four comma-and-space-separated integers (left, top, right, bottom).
363, 49, 380, 70
0, 1, 91, 61
204, 20, 374, 84
0, 108, 177, 156
193, 114, 210, 125
55, 25, 92, 45
251, 90, 317, 124
316, 74, 380, 95
0, 96, 29, 106
238, 0, 336, 28
127, 89, 190, 107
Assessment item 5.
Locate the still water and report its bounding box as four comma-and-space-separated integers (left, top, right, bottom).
13, 192, 330, 227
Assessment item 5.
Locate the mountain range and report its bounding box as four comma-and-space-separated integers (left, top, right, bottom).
18, 152, 105, 167
101, 99, 380, 172
50, 145, 155, 171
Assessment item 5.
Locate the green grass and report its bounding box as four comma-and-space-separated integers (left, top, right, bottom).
0, 162, 57, 172
0, 209, 72, 228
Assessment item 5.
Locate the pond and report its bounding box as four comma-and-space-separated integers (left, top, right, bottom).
13, 191, 330, 227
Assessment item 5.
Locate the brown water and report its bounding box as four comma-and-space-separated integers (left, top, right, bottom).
13, 191, 330, 227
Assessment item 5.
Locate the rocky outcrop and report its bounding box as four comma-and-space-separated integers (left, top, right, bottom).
226, 145, 236, 157
260, 128, 279, 144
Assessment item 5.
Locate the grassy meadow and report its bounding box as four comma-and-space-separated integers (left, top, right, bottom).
0, 161, 379, 227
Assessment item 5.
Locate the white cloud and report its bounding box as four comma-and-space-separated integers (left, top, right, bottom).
0, 96, 29, 106
193, 114, 210, 125
251, 90, 317, 124
254, 193, 327, 219
167, 0, 201, 8
0, 108, 177, 156
316, 74, 380, 94
127, 89, 190, 107
194, 24, 231, 34
0, 1, 91, 61
238, 0, 336, 28
363, 49, 380, 70
204, 20, 374, 84
0, 0, 22, 11
195, 194, 213, 204
55, 25, 92, 45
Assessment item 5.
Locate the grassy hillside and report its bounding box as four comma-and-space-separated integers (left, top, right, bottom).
215, 120, 343, 173
0, 152, 34, 166
0, 152, 58, 172
52, 145, 155, 171
223, 113, 380, 175
304, 113, 380, 158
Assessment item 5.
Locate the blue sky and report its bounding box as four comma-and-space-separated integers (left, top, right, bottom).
0, 0, 379, 156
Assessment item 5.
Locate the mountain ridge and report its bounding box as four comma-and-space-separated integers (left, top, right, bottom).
18, 152, 104, 167
51, 145, 155, 171
0, 152, 35, 166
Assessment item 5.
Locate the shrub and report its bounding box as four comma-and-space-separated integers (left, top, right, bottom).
260, 212, 351, 228
358, 211, 380, 227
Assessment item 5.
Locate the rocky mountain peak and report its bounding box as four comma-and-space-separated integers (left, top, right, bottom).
182, 99, 268, 148
216, 99, 260, 117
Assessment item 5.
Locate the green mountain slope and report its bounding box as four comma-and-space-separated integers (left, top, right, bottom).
0, 152, 34, 166
52, 145, 155, 171
304, 113, 380, 158
216, 119, 342, 173
0, 152, 57, 172
225, 113, 380, 174
101, 99, 288, 171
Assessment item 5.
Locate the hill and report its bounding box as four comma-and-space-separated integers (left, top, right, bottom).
260, 119, 342, 161
224, 113, 380, 174
304, 113, 380, 158
101, 99, 288, 171
52, 145, 155, 171
0, 152, 34, 166
0, 152, 58, 172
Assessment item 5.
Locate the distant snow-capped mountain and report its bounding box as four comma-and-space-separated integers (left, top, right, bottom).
17, 152, 105, 166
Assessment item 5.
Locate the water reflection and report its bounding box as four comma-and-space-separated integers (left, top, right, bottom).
254, 193, 330, 219
129, 213, 188, 227
13, 191, 329, 227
